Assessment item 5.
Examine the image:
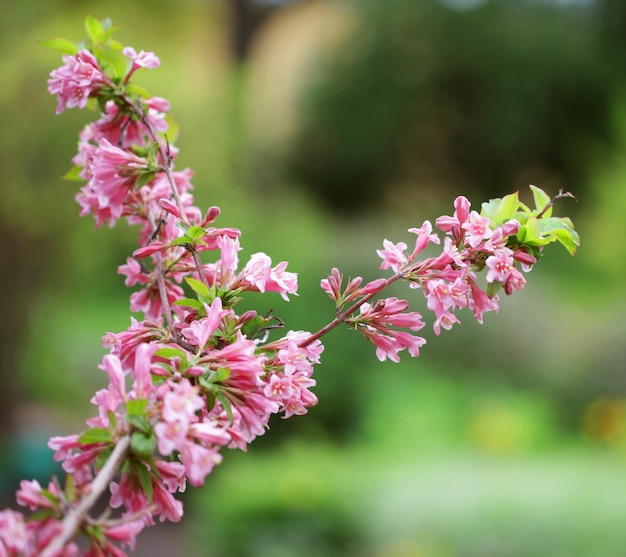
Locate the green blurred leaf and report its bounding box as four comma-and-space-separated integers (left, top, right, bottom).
128, 414, 151, 433
155, 346, 188, 359
530, 185, 553, 217
94, 41, 128, 81
79, 427, 111, 445
131, 431, 157, 458
126, 398, 148, 417
132, 459, 154, 502
217, 392, 234, 425
62, 165, 84, 182
492, 192, 519, 224
126, 83, 152, 99
186, 277, 212, 299
84, 15, 104, 44
135, 171, 155, 189
173, 297, 203, 309
39, 37, 79, 55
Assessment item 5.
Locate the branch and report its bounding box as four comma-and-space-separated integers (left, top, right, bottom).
41, 436, 131, 557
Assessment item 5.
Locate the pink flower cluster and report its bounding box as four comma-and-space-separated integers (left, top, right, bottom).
3, 42, 321, 556
4, 22, 576, 556
377, 196, 535, 334
47, 50, 110, 114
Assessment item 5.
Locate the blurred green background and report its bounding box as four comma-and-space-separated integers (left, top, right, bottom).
2, 0, 626, 555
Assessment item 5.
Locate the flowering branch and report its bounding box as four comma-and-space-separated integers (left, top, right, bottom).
0, 16, 579, 556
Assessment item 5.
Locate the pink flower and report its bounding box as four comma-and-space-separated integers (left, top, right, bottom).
407, 220, 440, 261
178, 442, 223, 487
377, 239, 408, 273
462, 210, 492, 247
123, 46, 161, 70
103, 519, 145, 550
240, 254, 298, 300
181, 298, 230, 349
435, 195, 471, 242
486, 251, 515, 284
48, 50, 108, 114
0, 509, 27, 554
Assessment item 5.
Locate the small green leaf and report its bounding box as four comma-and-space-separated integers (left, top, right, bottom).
530, 185, 552, 217
132, 460, 154, 502
188, 226, 206, 241
486, 280, 502, 298
212, 367, 231, 382
126, 83, 152, 99
155, 346, 188, 359
480, 198, 499, 220
94, 41, 128, 80
242, 315, 267, 339
172, 298, 203, 310
126, 398, 148, 417
107, 410, 117, 431
127, 414, 151, 433
39, 37, 79, 55
171, 237, 193, 247
492, 192, 519, 225
95, 446, 113, 470
217, 392, 234, 425
185, 277, 212, 299
131, 431, 157, 458
85, 15, 104, 44
135, 171, 155, 189
62, 165, 84, 182
78, 428, 111, 445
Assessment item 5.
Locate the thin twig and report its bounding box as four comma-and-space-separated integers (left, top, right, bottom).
41, 437, 131, 557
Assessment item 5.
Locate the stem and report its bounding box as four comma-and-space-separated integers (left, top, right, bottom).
125, 96, 211, 290
41, 437, 131, 557
536, 189, 577, 219
298, 274, 403, 348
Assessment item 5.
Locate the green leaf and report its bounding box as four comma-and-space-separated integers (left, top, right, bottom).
39, 37, 79, 55
62, 165, 84, 182
131, 431, 157, 458
135, 171, 155, 189
78, 427, 111, 445
217, 392, 234, 425
94, 41, 128, 80
486, 281, 502, 298
492, 192, 519, 224
107, 410, 117, 431
480, 198, 499, 220
126, 83, 152, 99
172, 298, 203, 310
85, 15, 104, 44
530, 185, 552, 217
126, 398, 148, 417
155, 346, 188, 359
171, 237, 193, 247
188, 226, 206, 241
95, 446, 113, 470
242, 315, 267, 339
185, 277, 212, 299
211, 367, 231, 382
132, 460, 154, 502
537, 217, 580, 255
127, 414, 151, 433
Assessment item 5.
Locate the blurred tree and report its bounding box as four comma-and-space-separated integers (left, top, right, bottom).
285, 0, 617, 213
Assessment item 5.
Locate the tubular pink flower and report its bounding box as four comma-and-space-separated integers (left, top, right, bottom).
408, 220, 440, 261
48, 50, 108, 114
377, 239, 408, 273
462, 210, 493, 248
123, 46, 161, 70
486, 252, 515, 284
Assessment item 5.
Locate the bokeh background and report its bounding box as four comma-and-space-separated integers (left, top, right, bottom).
2, 0, 626, 555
